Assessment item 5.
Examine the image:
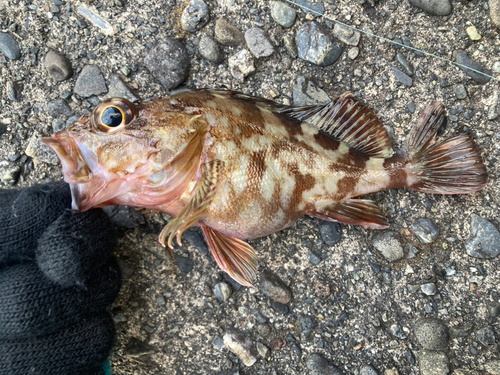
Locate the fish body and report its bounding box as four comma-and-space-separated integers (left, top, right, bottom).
43, 89, 488, 286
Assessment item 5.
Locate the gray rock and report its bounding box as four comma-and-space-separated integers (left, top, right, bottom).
407, 100, 416, 113
450, 322, 474, 337
396, 53, 414, 76
215, 18, 244, 46
485, 360, 500, 374
260, 269, 292, 304
414, 318, 449, 350
296, 22, 342, 67
332, 23, 361, 46
214, 282, 232, 302
44, 50, 73, 81
181, 0, 209, 32
454, 84, 468, 100
102, 205, 145, 228
418, 351, 449, 375
212, 335, 225, 351
320, 221, 342, 246
223, 328, 258, 367
7, 81, 23, 102
411, 218, 439, 243
360, 365, 379, 375
348, 47, 359, 60
47, 99, 73, 118
52, 119, 66, 133
392, 67, 413, 87
294, 0, 325, 16
0, 161, 21, 186
175, 255, 194, 273
488, 90, 499, 121
199, 35, 221, 62
25, 133, 60, 165
421, 282, 437, 296
477, 326, 496, 346
307, 250, 322, 265
305, 353, 344, 375
372, 231, 404, 262
490, 0, 500, 29
100, 74, 140, 103
245, 28, 274, 58
299, 315, 316, 338
77, 6, 114, 35
144, 39, 190, 89
466, 214, 500, 259
228, 49, 255, 82
74, 65, 108, 97
271, 1, 296, 28
183, 228, 209, 255
455, 50, 492, 84
293, 76, 330, 106
0, 33, 21, 60
409, 0, 452, 16
256, 342, 270, 359
390, 323, 407, 339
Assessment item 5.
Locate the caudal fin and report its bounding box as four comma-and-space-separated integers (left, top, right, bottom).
405, 101, 488, 194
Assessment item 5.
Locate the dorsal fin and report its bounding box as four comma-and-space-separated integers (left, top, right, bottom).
278, 93, 393, 158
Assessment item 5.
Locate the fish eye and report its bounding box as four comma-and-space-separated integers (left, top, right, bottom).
92, 98, 136, 133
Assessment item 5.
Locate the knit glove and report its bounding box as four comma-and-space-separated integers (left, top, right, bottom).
0, 182, 121, 375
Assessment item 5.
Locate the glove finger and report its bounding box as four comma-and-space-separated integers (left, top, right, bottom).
36, 208, 116, 288
0, 182, 71, 267
0, 311, 115, 375
0, 259, 121, 341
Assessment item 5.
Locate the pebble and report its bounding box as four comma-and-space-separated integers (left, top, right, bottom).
228, 49, 255, 82
413, 318, 449, 350
181, 228, 208, 255
47, 99, 73, 118
175, 255, 194, 273
455, 50, 492, 84
418, 351, 449, 375
101, 74, 139, 103
0, 33, 21, 60
77, 6, 114, 35
293, 76, 330, 106
214, 282, 232, 302
181, 0, 209, 32
44, 50, 73, 81
299, 315, 316, 338
360, 365, 379, 375
0, 162, 21, 186
466, 26, 481, 41
244, 28, 274, 58
332, 23, 361, 46
215, 18, 245, 46
198, 35, 221, 62
25, 133, 60, 165
485, 360, 500, 374
271, 1, 296, 28
487, 90, 499, 120
407, 100, 416, 113
408, 0, 452, 15
144, 39, 190, 89
348, 47, 359, 60
283, 34, 297, 58
454, 84, 468, 100
212, 335, 225, 351
295, 22, 342, 67
477, 326, 496, 346
466, 214, 500, 259
372, 231, 404, 262
421, 282, 437, 296
7, 81, 23, 102
390, 323, 407, 339
294, 0, 325, 16
305, 353, 344, 375
319, 221, 342, 246
396, 53, 414, 76
490, 0, 500, 28
450, 322, 474, 337
307, 250, 322, 265
102, 206, 145, 228
256, 342, 270, 359
74, 65, 108, 97
392, 67, 413, 87
411, 218, 439, 243
260, 269, 292, 304
223, 328, 258, 366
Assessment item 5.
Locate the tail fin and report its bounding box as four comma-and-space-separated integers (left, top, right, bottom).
405, 101, 488, 194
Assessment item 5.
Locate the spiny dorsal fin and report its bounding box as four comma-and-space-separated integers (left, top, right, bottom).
279, 93, 393, 158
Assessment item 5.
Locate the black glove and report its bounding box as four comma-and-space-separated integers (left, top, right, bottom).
0, 182, 121, 375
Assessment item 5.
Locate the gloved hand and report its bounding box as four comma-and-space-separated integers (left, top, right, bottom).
0, 182, 121, 375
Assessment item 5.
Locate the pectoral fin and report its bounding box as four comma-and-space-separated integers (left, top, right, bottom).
312, 199, 389, 229
159, 160, 225, 248
201, 225, 258, 287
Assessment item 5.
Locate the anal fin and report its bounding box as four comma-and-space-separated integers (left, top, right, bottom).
201, 225, 258, 287
312, 199, 388, 229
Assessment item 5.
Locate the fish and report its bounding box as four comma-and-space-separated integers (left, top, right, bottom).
42, 89, 488, 286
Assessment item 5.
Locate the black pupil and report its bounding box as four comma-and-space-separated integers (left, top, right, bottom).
101, 106, 123, 127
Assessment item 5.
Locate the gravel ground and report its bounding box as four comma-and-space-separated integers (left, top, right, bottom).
1, 0, 500, 374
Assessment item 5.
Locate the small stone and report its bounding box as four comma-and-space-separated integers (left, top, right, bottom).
466, 26, 481, 40
256, 342, 270, 359
466, 214, 500, 259
273, 301, 289, 314
223, 328, 258, 367
485, 360, 500, 374
175, 255, 194, 273
372, 231, 404, 262
454, 84, 468, 100
271, 1, 296, 28
181, 0, 209, 32
487, 90, 499, 121
421, 282, 437, 296
332, 23, 361, 46
411, 218, 439, 243
348, 47, 359, 59
299, 315, 316, 338
183, 228, 208, 255
319, 221, 342, 246
455, 50, 492, 84
396, 53, 414, 76
491, 0, 500, 28
77, 6, 114, 35
407, 100, 416, 113
102, 206, 145, 228
228, 49, 255, 82
47, 99, 73, 118
294, 0, 325, 16
409, 0, 452, 15
307, 250, 322, 265
259, 269, 292, 304
0, 162, 21, 186
392, 67, 413, 87
0, 33, 21, 60
212, 335, 225, 351
7, 81, 23, 102
360, 365, 379, 375
44, 50, 73, 81
418, 351, 449, 375
305, 353, 344, 375
100, 74, 139, 103
214, 282, 232, 302
245, 28, 274, 58
414, 318, 449, 350
293, 76, 330, 106
390, 323, 407, 339
26, 133, 60, 165
477, 326, 496, 346
215, 18, 244, 46
144, 39, 190, 89
113, 313, 126, 323
199, 35, 221, 62
74, 65, 108, 97
296, 22, 342, 67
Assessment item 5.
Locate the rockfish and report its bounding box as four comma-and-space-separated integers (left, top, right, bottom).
42, 89, 488, 286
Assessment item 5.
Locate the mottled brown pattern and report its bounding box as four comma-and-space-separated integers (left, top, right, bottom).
313, 132, 341, 152
383, 156, 408, 190
291, 171, 316, 213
